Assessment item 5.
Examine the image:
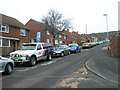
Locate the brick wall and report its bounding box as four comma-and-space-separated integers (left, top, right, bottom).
110, 34, 120, 57
1, 26, 30, 43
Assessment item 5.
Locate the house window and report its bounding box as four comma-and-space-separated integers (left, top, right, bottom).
47, 39, 50, 43
0, 38, 2, 47
64, 35, 67, 39
0, 24, 1, 31
59, 35, 62, 38
0, 38, 10, 47
0, 24, 9, 33
20, 29, 26, 36
55, 40, 58, 44
60, 41, 63, 44
46, 30, 50, 35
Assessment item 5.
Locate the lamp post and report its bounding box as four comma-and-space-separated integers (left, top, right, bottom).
85, 24, 87, 34
103, 14, 109, 40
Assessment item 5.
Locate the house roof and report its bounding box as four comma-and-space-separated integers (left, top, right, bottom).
0, 14, 30, 30
27, 19, 45, 29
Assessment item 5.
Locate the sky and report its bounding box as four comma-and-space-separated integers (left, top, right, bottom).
0, 0, 119, 34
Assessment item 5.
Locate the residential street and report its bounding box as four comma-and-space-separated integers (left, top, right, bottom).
2, 43, 118, 88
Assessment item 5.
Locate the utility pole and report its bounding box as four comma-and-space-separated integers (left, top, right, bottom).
85, 25, 87, 34
103, 14, 109, 40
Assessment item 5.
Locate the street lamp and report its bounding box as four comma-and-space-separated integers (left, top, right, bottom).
103, 14, 109, 40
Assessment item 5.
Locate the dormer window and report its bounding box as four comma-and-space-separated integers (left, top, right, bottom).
20, 29, 26, 36
0, 24, 9, 33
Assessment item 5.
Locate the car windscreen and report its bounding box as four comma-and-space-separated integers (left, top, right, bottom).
21, 44, 36, 50
69, 45, 76, 47
54, 45, 64, 49
83, 43, 89, 45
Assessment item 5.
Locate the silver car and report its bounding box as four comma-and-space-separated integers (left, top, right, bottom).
0, 56, 14, 75
53, 45, 70, 57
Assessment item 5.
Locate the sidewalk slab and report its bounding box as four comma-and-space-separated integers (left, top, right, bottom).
85, 47, 119, 84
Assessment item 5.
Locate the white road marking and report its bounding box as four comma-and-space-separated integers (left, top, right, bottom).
15, 59, 59, 72
58, 58, 61, 59
82, 49, 89, 52
16, 68, 29, 72
41, 59, 57, 66
16, 66, 38, 72
70, 54, 75, 55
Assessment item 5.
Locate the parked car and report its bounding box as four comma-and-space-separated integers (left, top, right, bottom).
89, 42, 97, 47
0, 56, 14, 75
10, 43, 53, 66
82, 43, 92, 48
53, 45, 71, 57
68, 43, 81, 53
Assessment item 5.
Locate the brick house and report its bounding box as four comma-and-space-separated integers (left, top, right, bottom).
72, 31, 81, 43
26, 19, 67, 45
63, 29, 73, 44
63, 29, 81, 44
55, 33, 67, 44
0, 14, 30, 56
81, 34, 93, 42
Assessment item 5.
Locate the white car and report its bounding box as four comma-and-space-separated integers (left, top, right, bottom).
10, 43, 53, 66
0, 56, 14, 75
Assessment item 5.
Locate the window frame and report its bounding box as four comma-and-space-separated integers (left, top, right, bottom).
0, 24, 9, 33
47, 39, 50, 43
46, 30, 50, 35
0, 38, 2, 47
59, 34, 62, 38
0, 38, 10, 47
20, 29, 26, 36
64, 35, 67, 39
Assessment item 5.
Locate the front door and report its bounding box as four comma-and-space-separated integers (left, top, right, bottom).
10, 41, 17, 52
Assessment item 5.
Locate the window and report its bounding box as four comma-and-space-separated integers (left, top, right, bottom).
0, 24, 1, 31
55, 40, 58, 44
0, 38, 10, 47
0, 38, 2, 47
47, 39, 50, 43
20, 29, 26, 36
37, 44, 42, 50
60, 41, 63, 44
0, 24, 9, 33
46, 30, 50, 35
59, 35, 62, 38
64, 35, 67, 39
21, 44, 36, 50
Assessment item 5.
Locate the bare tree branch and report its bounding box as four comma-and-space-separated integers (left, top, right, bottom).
41, 9, 73, 45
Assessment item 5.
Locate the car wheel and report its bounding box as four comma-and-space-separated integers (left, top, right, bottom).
68, 51, 71, 55
79, 49, 81, 52
5, 63, 13, 75
61, 52, 64, 57
76, 50, 78, 53
30, 56, 36, 66
47, 54, 52, 61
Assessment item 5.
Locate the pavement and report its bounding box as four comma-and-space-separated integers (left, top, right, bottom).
85, 46, 119, 85
56, 44, 118, 88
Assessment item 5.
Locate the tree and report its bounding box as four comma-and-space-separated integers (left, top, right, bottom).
42, 9, 73, 45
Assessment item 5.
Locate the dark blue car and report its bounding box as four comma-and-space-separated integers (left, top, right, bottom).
68, 43, 81, 53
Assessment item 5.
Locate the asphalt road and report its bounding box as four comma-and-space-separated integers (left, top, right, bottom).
2, 43, 118, 88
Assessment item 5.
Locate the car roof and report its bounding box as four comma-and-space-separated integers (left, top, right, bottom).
23, 42, 51, 45
23, 43, 44, 44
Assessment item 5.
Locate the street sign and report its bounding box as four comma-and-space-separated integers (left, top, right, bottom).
36, 32, 41, 42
